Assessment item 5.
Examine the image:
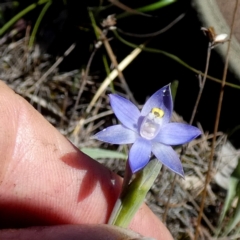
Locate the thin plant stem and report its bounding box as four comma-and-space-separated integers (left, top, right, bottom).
162, 36, 212, 224
88, 9, 100, 39
116, 0, 175, 19
194, 1, 239, 239
71, 47, 98, 124
99, 28, 137, 105
117, 13, 185, 38
108, 160, 132, 225
120, 160, 133, 198
88, 9, 137, 104
86, 47, 142, 114
102, 54, 115, 93
109, 0, 152, 18
27, 43, 76, 98
108, 159, 161, 227
162, 146, 189, 223
0, 0, 49, 36
113, 30, 240, 90
29, 0, 52, 49
189, 42, 212, 125
162, 173, 176, 223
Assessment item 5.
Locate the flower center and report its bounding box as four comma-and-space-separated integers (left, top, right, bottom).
140, 107, 165, 140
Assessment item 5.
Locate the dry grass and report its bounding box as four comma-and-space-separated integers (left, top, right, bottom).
0, 36, 238, 239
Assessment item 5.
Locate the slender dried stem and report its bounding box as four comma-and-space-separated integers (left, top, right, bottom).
162, 173, 176, 223
190, 42, 212, 125
194, 1, 239, 239
71, 47, 98, 124
27, 43, 76, 98
163, 32, 212, 224
99, 27, 137, 105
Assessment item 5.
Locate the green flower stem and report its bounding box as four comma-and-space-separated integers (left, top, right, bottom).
108, 159, 161, 228
113, 30, 240, 90
29, 0, 52, 49
0, 0, 50, 37
108, 161, 133, 225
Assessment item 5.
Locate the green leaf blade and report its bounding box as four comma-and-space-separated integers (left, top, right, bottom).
81, 147, 127, 160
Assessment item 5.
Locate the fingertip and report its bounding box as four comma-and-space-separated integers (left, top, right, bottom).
0, 224, 143, 240
130, 205, 174, 240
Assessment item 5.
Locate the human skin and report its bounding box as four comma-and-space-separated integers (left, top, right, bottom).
0, 81, 173, 240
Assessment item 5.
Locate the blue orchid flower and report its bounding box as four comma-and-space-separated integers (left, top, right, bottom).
93, 84, 201, 177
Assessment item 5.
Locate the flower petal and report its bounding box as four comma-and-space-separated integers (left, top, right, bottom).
93, 125, 137, 144
152, 143, 184, 177
154, 123, 201, 145
141, 84, 173, 123
109, 94, 140, 131
129, 137, 151, 173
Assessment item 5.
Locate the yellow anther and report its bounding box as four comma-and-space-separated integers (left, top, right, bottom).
151, 107, 164, 118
